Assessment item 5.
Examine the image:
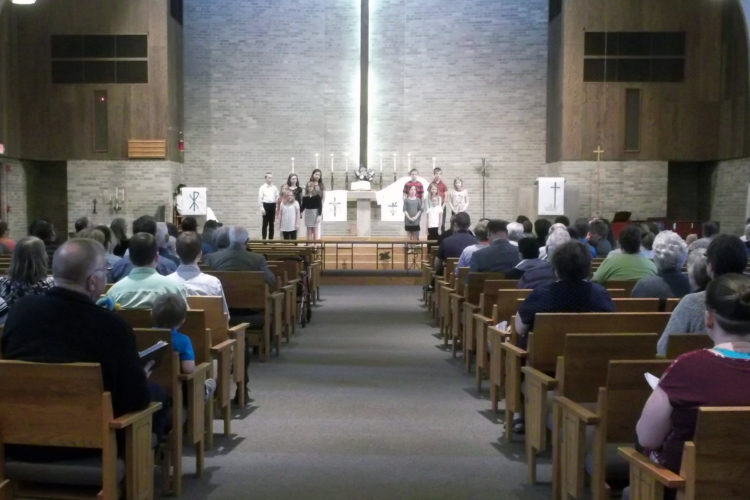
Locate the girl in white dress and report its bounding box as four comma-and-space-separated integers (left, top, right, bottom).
425, 183, 443, 241
277, 188, 300, 240
447, 177, 469, 217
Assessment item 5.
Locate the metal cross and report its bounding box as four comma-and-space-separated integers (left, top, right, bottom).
329, 198, 342, 217
593, 145, 604, 161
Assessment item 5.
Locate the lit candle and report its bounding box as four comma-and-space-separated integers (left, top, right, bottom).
344, 152, 349, 172
432, 157, 436, 169
393, 153, 397, 173
119, 188, 125, 201
291, 157, 295, 173
379, 153, 383, 172
315, 153, 319, 170
330, 153, 334, 172
407, 153, 411, 171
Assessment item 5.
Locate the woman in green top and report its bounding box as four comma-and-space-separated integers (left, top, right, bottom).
592, 225, 657, 284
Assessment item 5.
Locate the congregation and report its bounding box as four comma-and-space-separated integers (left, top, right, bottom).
425, 210, 750, 500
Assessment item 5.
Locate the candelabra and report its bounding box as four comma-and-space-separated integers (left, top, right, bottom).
103, 187, 125, 213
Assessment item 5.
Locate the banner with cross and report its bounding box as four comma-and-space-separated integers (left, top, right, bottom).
177, 187, 207, 216
537, 177, 565, 216
322, 190, 348, 222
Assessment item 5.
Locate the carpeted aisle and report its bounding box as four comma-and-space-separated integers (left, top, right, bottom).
179, 285, 550, 499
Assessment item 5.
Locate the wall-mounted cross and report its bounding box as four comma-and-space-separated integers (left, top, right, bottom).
593, 145, 604, 215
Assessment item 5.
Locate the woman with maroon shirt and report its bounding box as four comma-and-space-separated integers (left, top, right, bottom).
633, 273, 750, 498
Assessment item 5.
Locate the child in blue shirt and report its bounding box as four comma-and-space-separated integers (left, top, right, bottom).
152, 293, 215, 400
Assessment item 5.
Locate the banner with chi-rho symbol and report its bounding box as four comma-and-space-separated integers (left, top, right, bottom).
178, 187, 207, 216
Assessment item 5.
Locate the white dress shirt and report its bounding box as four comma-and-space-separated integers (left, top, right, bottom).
258, 183, 279, 206
167, 264, 230, 318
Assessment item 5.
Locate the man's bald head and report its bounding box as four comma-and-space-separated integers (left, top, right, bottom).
52, 238, 106, 286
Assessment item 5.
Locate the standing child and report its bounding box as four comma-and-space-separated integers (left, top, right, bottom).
425, 183, 443, 241
277, 188, 300, 240
301, 181, 322, 241
447, 177, 469, 218
152, 293, 216, 401
258, 172, 279, 239
403, 185, 422, 241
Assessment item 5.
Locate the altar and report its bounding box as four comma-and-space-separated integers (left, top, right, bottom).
349, 190, 377, 237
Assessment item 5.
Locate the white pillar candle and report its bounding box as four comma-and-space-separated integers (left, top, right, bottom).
407, 153, 411, 171
379, 153, 383, 172
345, 152, 349, 172
393, 153, 397, 173
330, 153, 334, 172
432, 157, 436, 169
291, 157, 295, 173
315, 153, 319, 170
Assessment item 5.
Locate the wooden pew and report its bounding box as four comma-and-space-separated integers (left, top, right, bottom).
665, 333, 713, 359
619, 406, 750, 500
267, 264, 291, 344
205, 270, 284, 362
0, 361, 161, 500
268, 259, 303, 335
522, 333, 658, 486
461, 274, 512, 372
132, 328, 206, 496
435, 258, 458, 339
473, 280, 523, 391
448, 267, 471, 357
186, 295, 249, 410
500, 312, 671, 444
556, 359, 672, 500
600, 279, 637, 296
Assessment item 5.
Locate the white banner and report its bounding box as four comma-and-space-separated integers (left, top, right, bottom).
322, 190, 348, 222
376, 176, 429, 222
177, 187, 207, 216
537, 177, 565, 216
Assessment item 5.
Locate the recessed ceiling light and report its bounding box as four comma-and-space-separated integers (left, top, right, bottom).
12, 0, 37, 4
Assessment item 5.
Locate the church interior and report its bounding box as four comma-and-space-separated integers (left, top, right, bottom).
1, 0, 750, 499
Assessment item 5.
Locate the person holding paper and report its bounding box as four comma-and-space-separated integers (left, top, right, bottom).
1, 238, 156, 459
634, 273, 750, 492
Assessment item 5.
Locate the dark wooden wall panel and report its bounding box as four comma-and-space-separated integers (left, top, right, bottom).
549, 0, 749, 162
2, 0, 180, 162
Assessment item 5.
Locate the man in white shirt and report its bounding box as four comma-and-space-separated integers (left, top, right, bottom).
167, 231, 229, 318
258, 172, 279, 240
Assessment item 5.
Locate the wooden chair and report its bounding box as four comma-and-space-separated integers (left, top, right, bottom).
556, 359, 672, 500
0, 361, 161, 500
665, 333, 713, 359
186, 295, 249, 410
618, 407, 750, 500
523, 333, 658, 485
132, 328, 206, 496
500, 312, 671, 444
206, 270, 284, 362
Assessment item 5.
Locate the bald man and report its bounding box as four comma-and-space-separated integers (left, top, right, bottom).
3, 238, 150, 420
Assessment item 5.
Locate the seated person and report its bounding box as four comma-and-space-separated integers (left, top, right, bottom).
506, 237, 555, 290
152, 293, 216, 400
515, 241, 615, 349
167, 231, 230, 318
631, 230, 691, 300
435, 212, 477, 275
634, 273, 750, 498
107, 232, 187, 309
657, 234, 747, 355
587, 219, 612, 257
456, 220, 489, 272
592, 225, 657, 284
204, 225, 275, 287
469, 219, 519, 273
109, 216, 177, 283
0, 236, 55, 324
2, 238, 152, 460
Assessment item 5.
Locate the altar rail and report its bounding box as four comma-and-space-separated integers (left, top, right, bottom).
248, 239, 434, 271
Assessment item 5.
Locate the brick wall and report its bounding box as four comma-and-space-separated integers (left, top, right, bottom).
711, 158, 750, 235
67, 160, 178, 235
544, 161, 669, 222
182, 0, 549, 235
